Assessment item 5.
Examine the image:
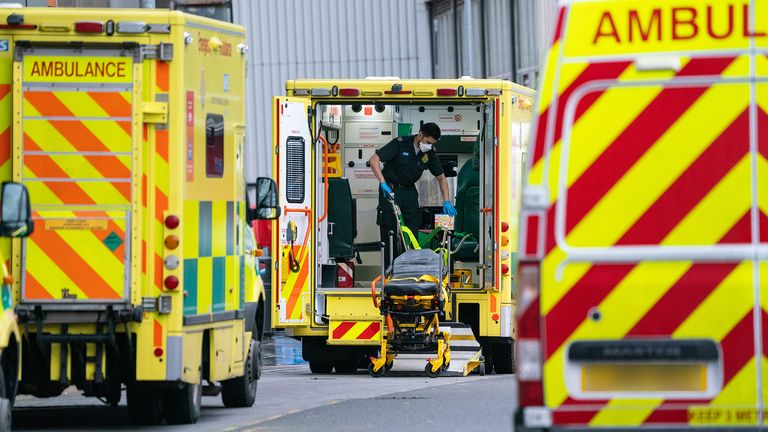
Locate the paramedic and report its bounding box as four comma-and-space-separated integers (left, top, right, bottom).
369, 122, 457, 267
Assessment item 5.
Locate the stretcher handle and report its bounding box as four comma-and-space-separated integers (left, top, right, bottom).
371, 275, 382, 308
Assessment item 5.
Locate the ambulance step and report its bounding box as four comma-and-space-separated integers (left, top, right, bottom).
386, 321, 484, 377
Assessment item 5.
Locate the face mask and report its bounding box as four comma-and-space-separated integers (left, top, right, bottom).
419, 141, 433, 153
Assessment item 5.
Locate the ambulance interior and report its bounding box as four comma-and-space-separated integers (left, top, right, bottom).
314, 102, 495, 297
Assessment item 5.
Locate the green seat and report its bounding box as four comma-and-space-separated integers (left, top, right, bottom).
328, 178, 357, 260
452, 158, 480, 260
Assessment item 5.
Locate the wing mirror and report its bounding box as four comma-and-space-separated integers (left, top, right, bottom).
246, 177, 280, 222
0, 182, 33, 238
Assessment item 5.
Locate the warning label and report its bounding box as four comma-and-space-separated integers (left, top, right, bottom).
349, 168, 378, 194
24, 56, 132, 83
44, 219, 108, 231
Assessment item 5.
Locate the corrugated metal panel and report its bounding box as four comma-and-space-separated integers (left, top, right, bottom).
514, 0, 557, 87
483, 0, 513, 79
233, 0, 432, 181
432, 4, 457, 78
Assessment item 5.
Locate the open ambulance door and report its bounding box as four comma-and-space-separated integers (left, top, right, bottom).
479, 101, 496, 289
273, 97, 313, 327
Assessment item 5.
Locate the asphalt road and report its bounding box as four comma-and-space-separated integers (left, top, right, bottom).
11, 336, 517, 431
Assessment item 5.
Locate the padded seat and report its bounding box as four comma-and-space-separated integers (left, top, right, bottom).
452, 157, 480, 260
383, 249, 445, 297
383, 279, 439, 297
328, 177, 357, 260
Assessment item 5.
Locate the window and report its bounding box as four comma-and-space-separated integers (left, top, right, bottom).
285, 136, 305, 203
206, 114, 224, 178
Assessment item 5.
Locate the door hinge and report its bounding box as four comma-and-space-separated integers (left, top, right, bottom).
142, 101, 168, 124
141, 43, 173, 61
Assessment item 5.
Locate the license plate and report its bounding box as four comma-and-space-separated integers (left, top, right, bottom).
582, 363, 707, 392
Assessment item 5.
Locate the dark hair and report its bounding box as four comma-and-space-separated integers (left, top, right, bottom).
420, 122, 441, 140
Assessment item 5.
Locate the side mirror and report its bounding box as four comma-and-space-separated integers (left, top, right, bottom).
0, 182, 33, 238
246, 177, 280, 222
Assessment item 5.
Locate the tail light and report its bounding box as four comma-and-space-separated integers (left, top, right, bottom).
74, 21, 104, 33
164, 235, 179, 250
338, 88, 360, 97
164, 215, 180, 229
164, 275, 179, 290
516, 260, 544, 407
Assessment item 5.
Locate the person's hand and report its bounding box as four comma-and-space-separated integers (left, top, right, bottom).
380, 182, 394, 197
443, 201, 457, 216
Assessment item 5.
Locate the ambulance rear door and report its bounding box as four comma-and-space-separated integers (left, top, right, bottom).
272, 96, 313, 327
14, 43, 142, 306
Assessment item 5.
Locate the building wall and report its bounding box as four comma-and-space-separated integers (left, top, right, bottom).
233, 0, 432, 181
428, 0, 557, 87
513, 0, 557, 88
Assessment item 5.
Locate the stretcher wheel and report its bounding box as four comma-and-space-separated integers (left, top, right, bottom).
385, 361, 394, 372
368, 363, 386, 378
424, 363, 441, 378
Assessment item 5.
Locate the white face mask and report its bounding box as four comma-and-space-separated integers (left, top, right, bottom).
419, 141, 433, 153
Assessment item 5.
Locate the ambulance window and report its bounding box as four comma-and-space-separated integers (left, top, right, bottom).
206, 114, 225, 177
285, 136, 305, 203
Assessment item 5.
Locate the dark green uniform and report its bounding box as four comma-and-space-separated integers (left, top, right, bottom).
376, 135, 444, 267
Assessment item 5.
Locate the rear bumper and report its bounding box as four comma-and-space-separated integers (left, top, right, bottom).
514, 407, 766, 431
16, 303, 142, 324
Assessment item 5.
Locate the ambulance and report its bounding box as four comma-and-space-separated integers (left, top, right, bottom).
0, 7, 267, 424
517, 0, 768, 429
257, 78, 533, 375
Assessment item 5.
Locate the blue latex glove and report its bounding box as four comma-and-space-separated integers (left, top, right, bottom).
380, 182, 394, 197
443, 200, 457, 216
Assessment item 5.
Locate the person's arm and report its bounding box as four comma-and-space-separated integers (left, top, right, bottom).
436, 174, 451, 202
369, 152, 385, 183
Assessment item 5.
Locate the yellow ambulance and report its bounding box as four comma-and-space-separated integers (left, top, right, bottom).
517, 0, 768, 429
256, 78, 534, 375
0, 7, 268, 424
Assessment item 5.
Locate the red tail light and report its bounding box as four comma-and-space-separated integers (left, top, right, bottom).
518, 381, 544, 406
516, 260, 544, 406
74, 21, 104, 33
0, 24, 36, 30
517, 261, 541, 339
164, 276, 179, 290
523, 213, 542, 257
164, 214, 180, 229
338, 88, 360, 97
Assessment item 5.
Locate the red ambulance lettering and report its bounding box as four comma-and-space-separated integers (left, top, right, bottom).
29, 60, 127, 79
593, 11, 620, 44
671, 7, 698, 40
628, 9, 661, 42
707, 5, 734, 39
593, 4, 767, 45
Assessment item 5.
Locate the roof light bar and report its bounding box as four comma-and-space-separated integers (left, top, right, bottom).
437, 88, 458, 96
